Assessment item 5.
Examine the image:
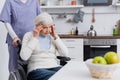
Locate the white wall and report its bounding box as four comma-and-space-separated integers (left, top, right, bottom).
0, 0, 9, 80
54, 6, 120, 36
42, 0, 120, 36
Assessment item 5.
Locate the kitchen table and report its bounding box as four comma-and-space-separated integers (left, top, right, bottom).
49, 60, 120, 80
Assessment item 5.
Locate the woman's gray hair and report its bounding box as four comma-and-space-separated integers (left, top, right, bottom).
34, 12, 54, 26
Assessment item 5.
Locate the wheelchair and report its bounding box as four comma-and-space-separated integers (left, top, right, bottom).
9, 41, 71, 80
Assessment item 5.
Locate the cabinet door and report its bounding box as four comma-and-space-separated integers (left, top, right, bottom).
117, 39, 120, 56
62, 38, 83, 61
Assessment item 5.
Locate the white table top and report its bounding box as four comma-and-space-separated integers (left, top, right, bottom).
49, 60, 120, 80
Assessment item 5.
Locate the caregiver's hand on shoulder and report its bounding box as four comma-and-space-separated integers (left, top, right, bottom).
50, 25, 58, 40
33, 24, 43, 38
13, 37, 20, 47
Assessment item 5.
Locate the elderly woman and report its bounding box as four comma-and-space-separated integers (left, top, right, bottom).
20, 12, 68, 80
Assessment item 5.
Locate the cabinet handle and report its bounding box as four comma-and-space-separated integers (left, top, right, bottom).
67, 47, 75, 48
65, 40, 75, 42
90, 46, 110, 48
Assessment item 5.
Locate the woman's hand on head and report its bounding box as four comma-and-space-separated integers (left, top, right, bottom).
50, 25, 58, 40
33, 24, 43, 38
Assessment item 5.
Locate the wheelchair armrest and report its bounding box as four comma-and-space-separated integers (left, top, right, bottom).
57, 56, 71, 61
57, 56, 71, 66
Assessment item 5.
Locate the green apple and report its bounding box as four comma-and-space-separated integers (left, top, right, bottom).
104, 51, 120, 64
92, 56, 107, 65
118, 56, 120, 63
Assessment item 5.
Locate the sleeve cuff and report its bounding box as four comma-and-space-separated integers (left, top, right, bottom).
54, 37, 61, 43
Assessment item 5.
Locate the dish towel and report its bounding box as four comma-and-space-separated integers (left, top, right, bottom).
73, 9, 84, 23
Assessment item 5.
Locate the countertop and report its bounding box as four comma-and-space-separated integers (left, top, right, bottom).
49, 60, 120, 80
59, 34, 120, 39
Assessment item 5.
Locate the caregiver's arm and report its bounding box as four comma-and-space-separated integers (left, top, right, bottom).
4, 23, 17, 39
4, 23, 20, 46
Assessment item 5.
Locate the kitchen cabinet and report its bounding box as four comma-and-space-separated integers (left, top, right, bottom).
117, 39, 120, 56
61, 38, 83, 61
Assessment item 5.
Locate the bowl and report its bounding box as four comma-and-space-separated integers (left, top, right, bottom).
85, 59, 120, 79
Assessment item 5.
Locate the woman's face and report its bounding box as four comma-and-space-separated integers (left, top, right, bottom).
40, 24, 52, 36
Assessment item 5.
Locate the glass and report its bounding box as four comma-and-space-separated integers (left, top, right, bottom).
58, 0, 63, 6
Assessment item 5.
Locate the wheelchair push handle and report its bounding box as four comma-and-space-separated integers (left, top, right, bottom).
17, 40, 22, 48
16, 40, 22, 55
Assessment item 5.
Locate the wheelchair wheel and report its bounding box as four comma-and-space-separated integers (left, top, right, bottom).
8, 64, 27, 80
18, 64, 27, 80
9, 71, 21, 80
